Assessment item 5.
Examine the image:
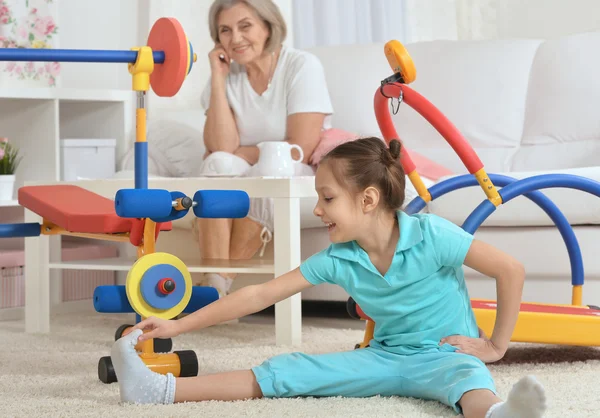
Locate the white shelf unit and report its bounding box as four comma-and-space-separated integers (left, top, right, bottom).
0, 200, 18, 207
0, 87, 134, 207
0, 87, 134, 320
0, 88, 133, 207
49, 257, 276, 274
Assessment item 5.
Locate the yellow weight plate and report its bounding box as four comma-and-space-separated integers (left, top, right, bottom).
126, 252, 192, 319
384, 40, 417, 84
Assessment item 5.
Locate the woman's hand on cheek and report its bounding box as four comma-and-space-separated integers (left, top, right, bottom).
208, 43, 231, 78
440, 335, 506, 363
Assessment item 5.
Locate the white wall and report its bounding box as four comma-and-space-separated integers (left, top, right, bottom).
455, 0, 600, 41
495, 0, 600, 39
405, 0, 600, 43
405, 0, 458, 42
58, 0, 141, 90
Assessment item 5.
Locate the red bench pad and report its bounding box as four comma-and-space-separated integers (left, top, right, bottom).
472, 300, 600, 317
18, 185, 172, 234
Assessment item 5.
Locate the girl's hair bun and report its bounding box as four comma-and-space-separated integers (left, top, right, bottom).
389, 139, 401, 160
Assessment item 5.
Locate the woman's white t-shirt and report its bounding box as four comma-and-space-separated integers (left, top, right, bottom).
200, 45, 334, 147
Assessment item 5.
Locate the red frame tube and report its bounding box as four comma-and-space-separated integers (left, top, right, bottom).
374, 83, 484, 175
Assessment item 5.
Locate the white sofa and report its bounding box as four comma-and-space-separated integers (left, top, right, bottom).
120, 31, 600, 307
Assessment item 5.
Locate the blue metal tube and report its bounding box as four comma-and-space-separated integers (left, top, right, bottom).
0, 48, 166, 64
405, 173, 585, 287
0, 223, 41, 238
134, 142, 148, 190
404, 196, 427, 215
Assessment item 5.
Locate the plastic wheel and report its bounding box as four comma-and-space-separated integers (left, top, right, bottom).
175, 350, 199, 377
154, 338, 173, 353
114, 324, 132, 340
98, 356, 117, 384
346, 297, 360, 320
126, 252, 193, 320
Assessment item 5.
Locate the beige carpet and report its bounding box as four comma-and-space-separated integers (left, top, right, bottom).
1, 312, 599, 418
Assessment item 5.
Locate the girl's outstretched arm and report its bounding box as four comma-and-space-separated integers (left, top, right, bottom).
175, 267, 314, 334
465, 239, 525, 355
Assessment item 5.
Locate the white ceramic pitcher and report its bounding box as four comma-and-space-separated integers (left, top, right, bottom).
255, 141, 304, 177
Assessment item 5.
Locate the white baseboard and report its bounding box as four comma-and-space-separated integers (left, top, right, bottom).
0, 307, 23, 321
0, 299, 95, 322
52, 299, 96, 315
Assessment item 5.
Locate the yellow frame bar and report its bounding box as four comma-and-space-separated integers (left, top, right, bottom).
407, 170, 432, 202
475, 306, 600, 346
40, 219, 130, 242
572, 285, 583, 306
474, 168, 502, 206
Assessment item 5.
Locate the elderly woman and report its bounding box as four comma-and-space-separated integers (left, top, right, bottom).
196, 0, 333, 295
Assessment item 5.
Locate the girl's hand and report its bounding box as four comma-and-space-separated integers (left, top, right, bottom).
440, 335, 506, 363
208, 43, 231, 78
131, 316, 182, 342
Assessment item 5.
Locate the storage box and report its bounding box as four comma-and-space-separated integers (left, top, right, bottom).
60, 138, 116, 181
0, 241, 118, 309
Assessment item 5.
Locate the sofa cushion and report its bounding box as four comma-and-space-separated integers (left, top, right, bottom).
391, 39, 543, 152
510, 140, 600, 172
426, 166, 600, 227
513, 31, 600, 171
307, 39, 543, 174
306, 43, 392, 138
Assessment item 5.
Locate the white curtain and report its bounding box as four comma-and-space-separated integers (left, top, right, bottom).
292, 0, 408, 49
454, 0, 499, 40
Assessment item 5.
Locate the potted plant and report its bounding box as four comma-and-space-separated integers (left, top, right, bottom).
0, 138, 22, 201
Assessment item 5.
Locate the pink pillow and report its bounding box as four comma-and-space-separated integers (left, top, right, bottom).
309, 129, 360, 166
310, 129, 453, 181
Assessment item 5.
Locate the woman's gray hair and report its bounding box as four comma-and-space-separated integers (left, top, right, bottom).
208, 0, 287, 52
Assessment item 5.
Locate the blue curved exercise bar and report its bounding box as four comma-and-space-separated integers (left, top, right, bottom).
0, 48, 166, 64
404, 173, 584, 287
463, 174, 600, 287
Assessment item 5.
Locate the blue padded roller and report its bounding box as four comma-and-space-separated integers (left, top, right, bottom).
93, 285, 219, 314
94, 285, 132, 313
115, 189, 173, 219
193, 190, 250, 218
0, 222, 41, 238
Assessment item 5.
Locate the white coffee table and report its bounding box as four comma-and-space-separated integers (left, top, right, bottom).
23, 176, 317, 346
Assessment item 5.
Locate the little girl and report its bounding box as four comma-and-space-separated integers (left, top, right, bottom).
111, 137, 547, 418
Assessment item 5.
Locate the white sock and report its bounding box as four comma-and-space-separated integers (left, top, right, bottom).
486, 375, 547, 418
205, 273, 233, 297
111, 329, 176, 404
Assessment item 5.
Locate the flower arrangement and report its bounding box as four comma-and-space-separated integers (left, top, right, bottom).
0, 138, 22, 175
